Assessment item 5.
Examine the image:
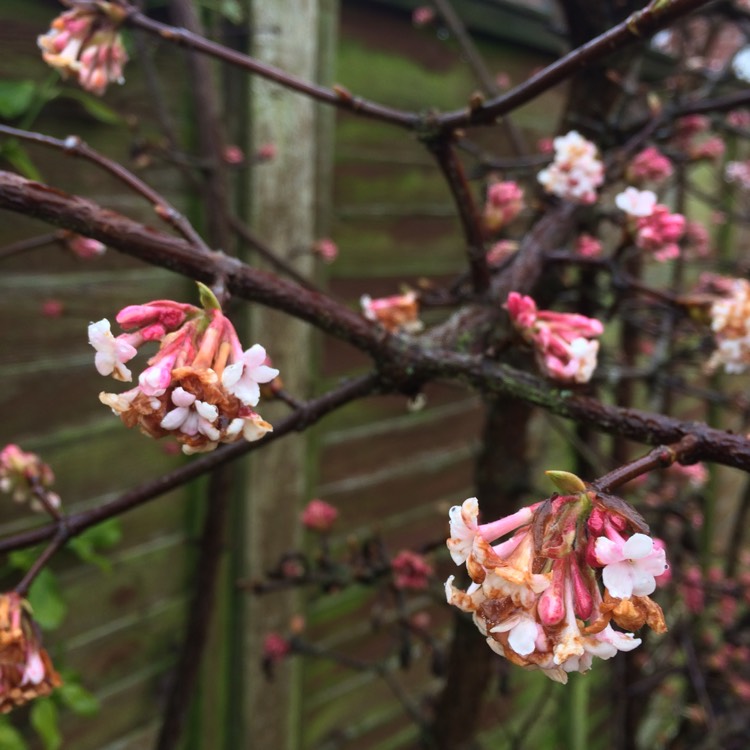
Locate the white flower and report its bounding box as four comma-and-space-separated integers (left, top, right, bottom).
595, 533, 668, 599
221, 344, 279, 407
88, 319, 136, 381
160, 387, 220, 442
490, 612, 540, 656
538, 131, 604, 204
615, 187, 657, 217
732, 46, 750, 83
447, 497, 479, 564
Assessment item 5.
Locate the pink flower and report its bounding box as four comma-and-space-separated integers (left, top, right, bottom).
685, 220, 711, 257
486, 240, 518, 265
391, 550, 433, 590
575, 234, 602, 258
262, 633, 290, 662
495, 72, 512, 90
595, 532, 668, 599
312, 238, 338, 263
412, 6, 435, 26
690, 136, 725, 161
222, 145, 245, 165
0, 445, 59, 509
38, 6, 128, 95
447, 496, 535, 565
506, 292, 604, 384
627, 147, 673, 185
361, 292, 422, 334
301, 499, 339, 532
445, 487, 666, 683
41, 299, 64, 318
256, 142, 277, 161
635, 205, 685, 261
615, 187, 657, 217
537, 137, 554, 154
483, 181, 524, 232
93, 283, 276, 454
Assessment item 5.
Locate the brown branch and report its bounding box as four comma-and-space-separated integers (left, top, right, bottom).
435, 0, 714, 131
0, 125, 211, 252
3, 172, 750, 472
427, 138, 489, 294
125, 6, 419, 130
0, 372, 380, 554
156, 465, 231, 750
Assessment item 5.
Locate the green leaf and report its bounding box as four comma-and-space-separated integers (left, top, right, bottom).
69, 519, 122, 572
545, 470, 587, 494
0, 718, 28, 750
30, 699, 62, 750
0, 80, 36, 119
28, 569, 67, 631
57, 682, 100, 717
0, 140, 43, 181
8, 548, 39, 571
57, 89, 124, 125
77, 518, 122, 550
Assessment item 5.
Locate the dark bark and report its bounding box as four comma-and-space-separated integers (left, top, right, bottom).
429, 397, 534, 749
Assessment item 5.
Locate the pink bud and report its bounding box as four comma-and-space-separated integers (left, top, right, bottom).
262, 633, 290, 662
570, 557, 594, 619
300, 499, 339, 532
538, 561, 566, 626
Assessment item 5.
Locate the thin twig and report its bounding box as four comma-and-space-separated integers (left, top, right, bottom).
0, 124, 211, 252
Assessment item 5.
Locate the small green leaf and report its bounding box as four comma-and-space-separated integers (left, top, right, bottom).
197, 282, 222, 312
8, 548, 39, 571
0, 80, 36, 119
57, 89, 124, 125
28, 569, 67, 631
69, 519, 122, 572
57, 682, 100, 717
545, 470, 587, 494
30, 699, 62, 750
0, 718, 28, 750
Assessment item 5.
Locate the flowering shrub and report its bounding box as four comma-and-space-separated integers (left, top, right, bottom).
0, 0, 749, 747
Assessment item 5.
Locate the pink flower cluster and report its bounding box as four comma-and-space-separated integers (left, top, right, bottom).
361, 292, 423, 334
445, 480, 668, 683
89, 284, 278, 454
634, 205, 685, 262
391, 550, 433, 590
537, 131, 604, 205
506, 292, 604, 384
38, 5, 128, 96
574, 234, 602, 258
0, 445, 60, 512
483, 181, 524, 232
627, 147, 673, 185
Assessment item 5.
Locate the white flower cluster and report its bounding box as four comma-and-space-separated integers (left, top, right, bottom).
538, 131, 604, 205
707, 278, 750, 374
